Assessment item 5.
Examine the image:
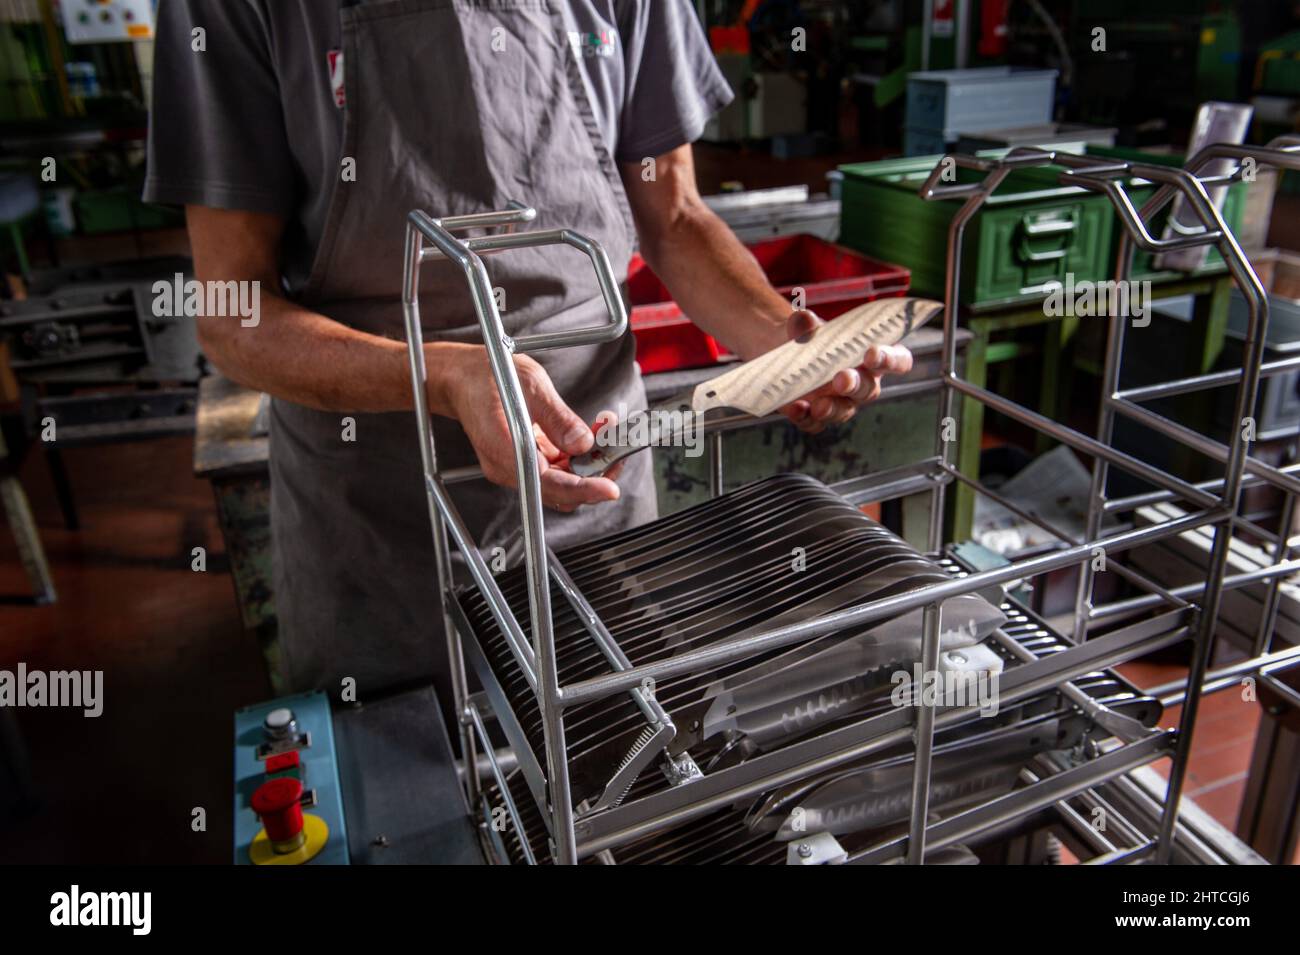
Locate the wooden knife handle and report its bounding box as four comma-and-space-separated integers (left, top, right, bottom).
691, 297, 942, 417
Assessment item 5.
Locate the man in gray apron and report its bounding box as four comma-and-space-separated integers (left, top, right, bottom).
145, 1, 912, 706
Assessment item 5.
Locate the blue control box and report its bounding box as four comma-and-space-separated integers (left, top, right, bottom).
233, 691, 350, 865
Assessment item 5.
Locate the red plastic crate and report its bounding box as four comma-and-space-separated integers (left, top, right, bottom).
627, 234, 911, 373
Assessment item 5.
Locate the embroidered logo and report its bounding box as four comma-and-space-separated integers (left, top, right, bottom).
566, 29, 617, 58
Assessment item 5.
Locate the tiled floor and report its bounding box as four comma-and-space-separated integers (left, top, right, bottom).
1117, 657, 1300, 864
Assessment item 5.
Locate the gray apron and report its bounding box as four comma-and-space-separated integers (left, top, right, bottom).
270, 0, 657, 701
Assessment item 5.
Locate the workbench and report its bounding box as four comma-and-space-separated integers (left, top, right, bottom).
193, 374, 278, 689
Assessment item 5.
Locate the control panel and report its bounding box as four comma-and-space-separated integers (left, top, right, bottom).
233, 691, 349, 865
60, 0, 154, 44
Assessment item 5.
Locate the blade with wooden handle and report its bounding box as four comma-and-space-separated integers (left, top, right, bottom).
568, 296, 942, 478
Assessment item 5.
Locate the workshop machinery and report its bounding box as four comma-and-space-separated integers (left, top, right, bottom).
236, 136, 1300, 864
0, 256, 203, 601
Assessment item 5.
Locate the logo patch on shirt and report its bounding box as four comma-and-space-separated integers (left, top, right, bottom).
566, 29, 617, 58
327, 49, 345, 108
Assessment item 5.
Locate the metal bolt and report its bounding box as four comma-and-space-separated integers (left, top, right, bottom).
797, 843, 813, 858
372, 834, 390, 848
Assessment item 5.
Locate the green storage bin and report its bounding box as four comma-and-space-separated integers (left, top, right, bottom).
839, 147, 1246, 310
839, 154, 1115, 311
1086, 145, 1246, 282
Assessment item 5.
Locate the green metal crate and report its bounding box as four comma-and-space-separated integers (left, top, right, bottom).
838, 154, 1116, 311
839, 147, 1245, 310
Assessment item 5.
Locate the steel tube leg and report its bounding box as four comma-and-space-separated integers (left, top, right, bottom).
401, 223, 478, 806
1252, 493, 1296, 657
1071, 235, 1135, 643
906, 603, 943, 864
928, 186, 997, 553
1152, 168, 1269, 863
1155, 521, 1233, 861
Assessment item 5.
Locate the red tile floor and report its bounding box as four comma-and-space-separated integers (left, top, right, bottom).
1118, 659, 1264, 838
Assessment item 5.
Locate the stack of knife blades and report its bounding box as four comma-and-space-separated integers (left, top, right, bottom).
459, 473, 1010, 810
472, 543, 1165, 864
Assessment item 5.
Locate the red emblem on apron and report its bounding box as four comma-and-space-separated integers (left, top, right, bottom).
327, 50, 345, 109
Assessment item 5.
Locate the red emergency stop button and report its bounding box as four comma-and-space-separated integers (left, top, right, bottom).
251, 776, 306, 853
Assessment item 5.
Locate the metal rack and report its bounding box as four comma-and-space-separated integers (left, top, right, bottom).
400, 136, 1300, 865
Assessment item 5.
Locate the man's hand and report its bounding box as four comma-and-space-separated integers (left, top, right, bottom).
185, 206, 624, 512
441, 344, 623, 512
778, 309, 913, 434
620, 147, 914, 420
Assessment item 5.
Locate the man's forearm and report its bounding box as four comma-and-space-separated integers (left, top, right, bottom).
637, 200, 793, 360
188, 204, 467, 417
197, 291, 463, 416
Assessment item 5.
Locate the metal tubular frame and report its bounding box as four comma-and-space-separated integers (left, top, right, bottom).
400, 137, 1300, 865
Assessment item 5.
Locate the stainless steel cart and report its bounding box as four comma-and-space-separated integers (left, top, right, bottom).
398, 139, 1300, 865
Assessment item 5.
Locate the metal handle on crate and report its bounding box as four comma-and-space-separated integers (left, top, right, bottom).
411, 207, 628, 352
1017, 211, 1076, 263
1021, 216, 1076, 238
471, 228, 628, 352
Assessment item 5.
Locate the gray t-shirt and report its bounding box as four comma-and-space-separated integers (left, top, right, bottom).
144, 0, 733, 293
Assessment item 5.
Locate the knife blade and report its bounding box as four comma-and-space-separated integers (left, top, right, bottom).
568, 296, 942, 477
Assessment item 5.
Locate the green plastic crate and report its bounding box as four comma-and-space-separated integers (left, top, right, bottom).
838, 153, 1115, 310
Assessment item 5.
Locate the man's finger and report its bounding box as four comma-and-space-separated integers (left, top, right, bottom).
829, 366, 876, 403
807, 394, 857, 425
540, 465, 620, 510
533, 423, 565, 463
862, 344, 913, 376
829, 368, 861, 397
782, 398, 812, 425
845, 370, 882, 403
525, 373, 595, 456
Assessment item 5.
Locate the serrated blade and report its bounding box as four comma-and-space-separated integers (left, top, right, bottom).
569, 296, 942, 477
693, 296, 941, 417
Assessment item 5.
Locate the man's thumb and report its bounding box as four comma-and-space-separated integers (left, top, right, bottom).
531, 382, 593, 456
787, 309, 821, 343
